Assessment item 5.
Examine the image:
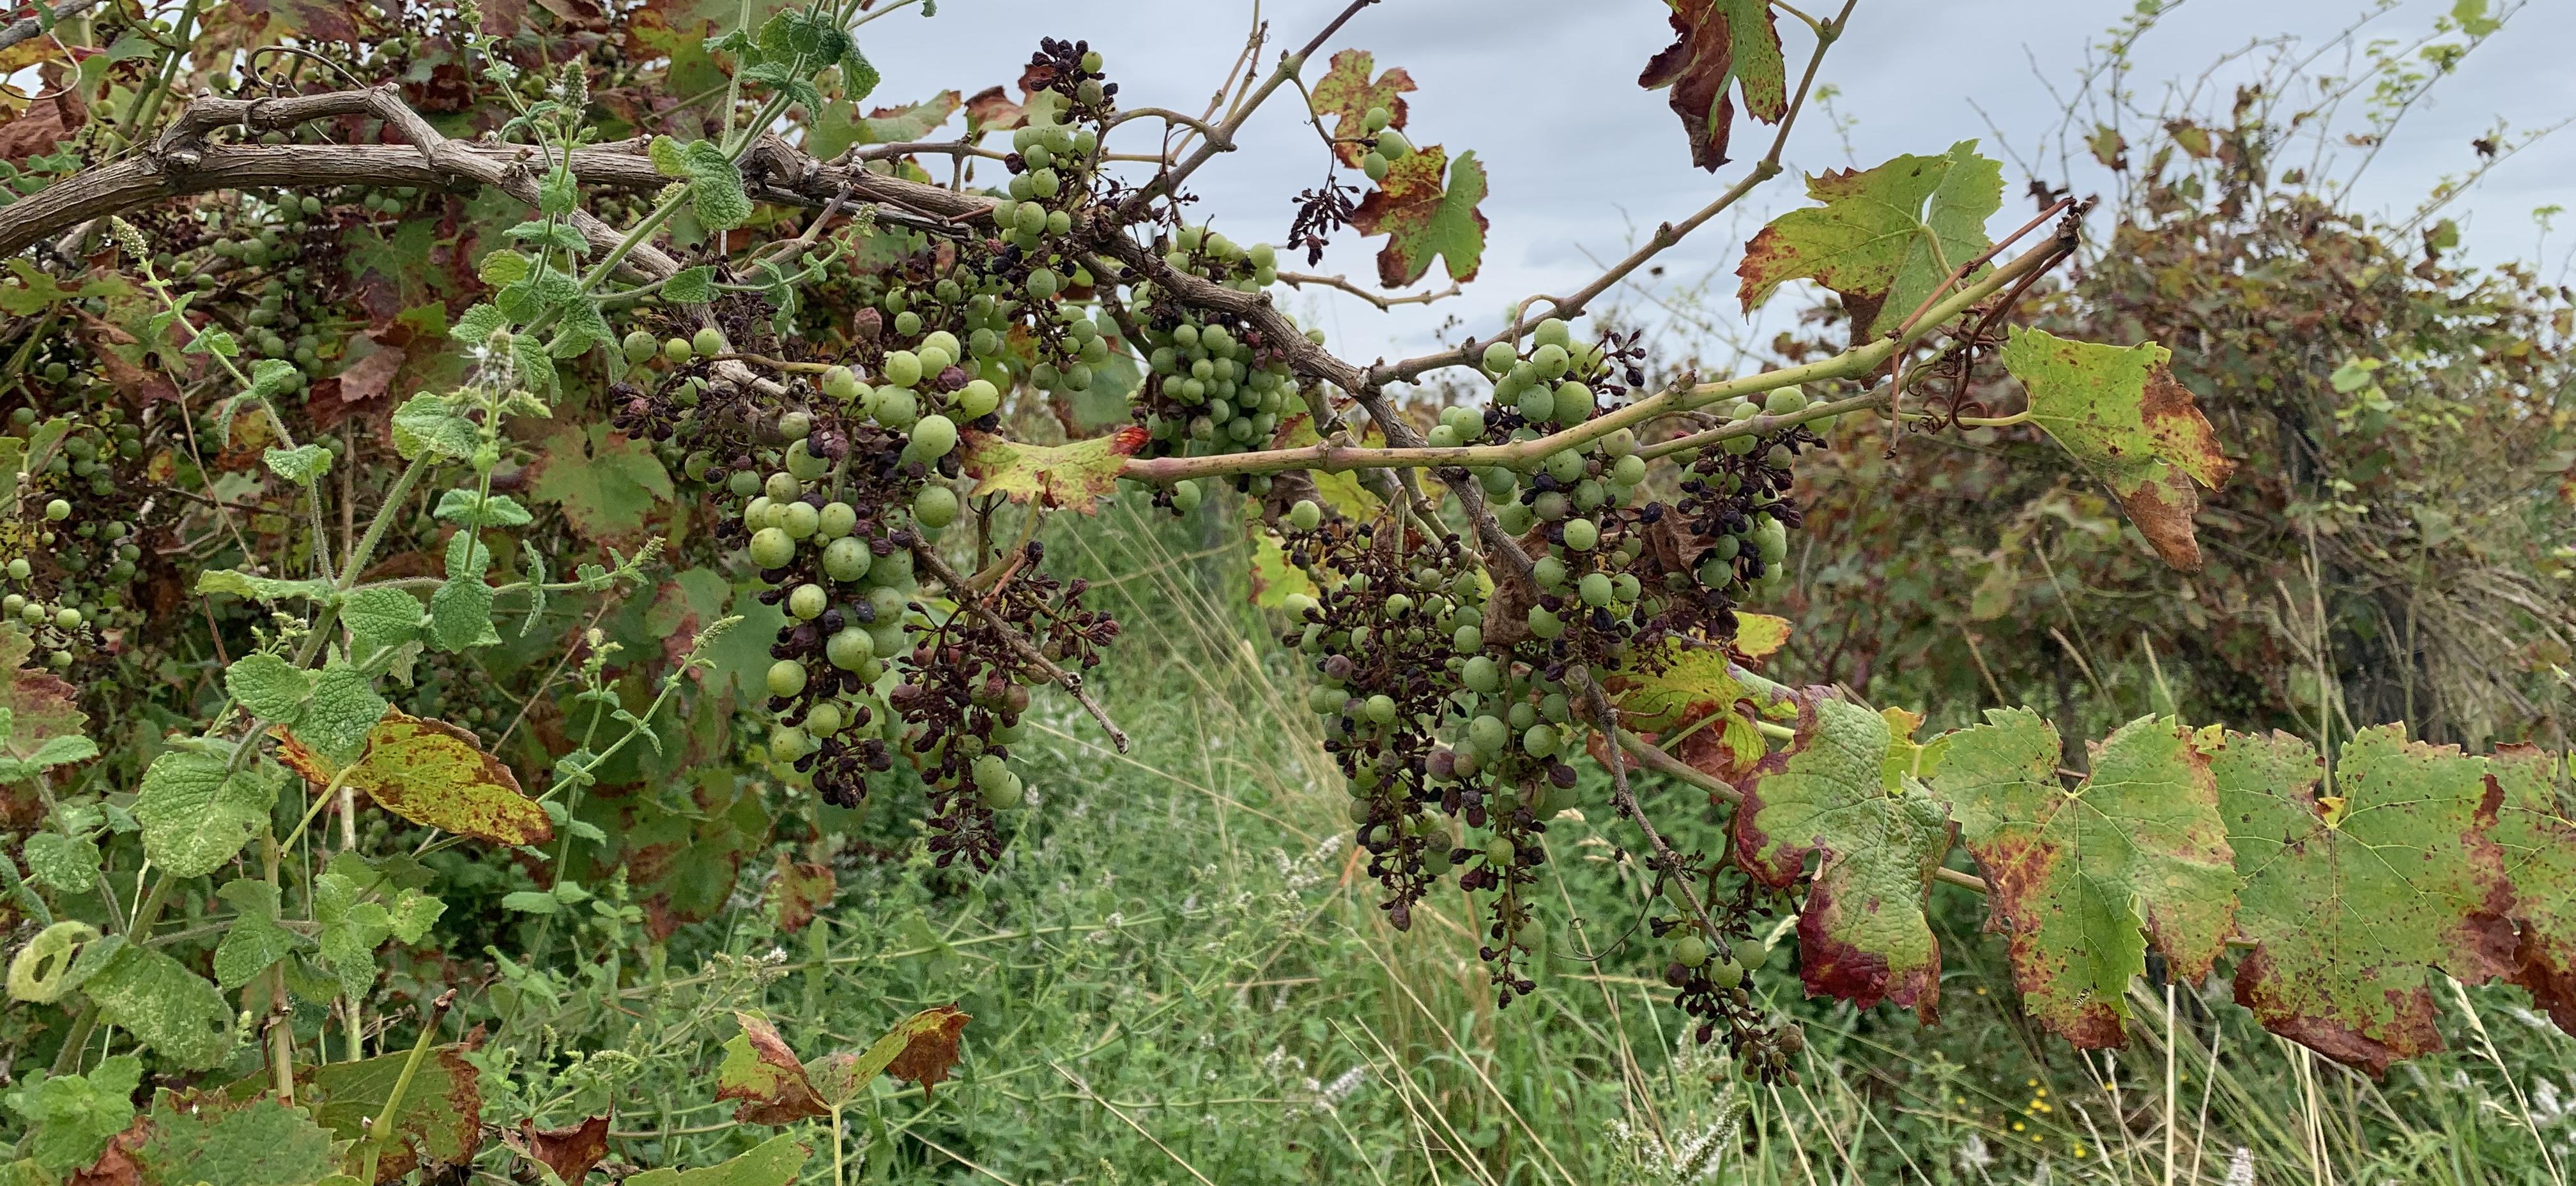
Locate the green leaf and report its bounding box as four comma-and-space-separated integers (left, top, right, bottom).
1997, 328, 2236, 571
276, 710, 554, 846
1733, 691, 1951, 1021
433, 488, 533, 528
311, 871, 443, 999
501, 889, 559, 914
196, 570, 335, 604
133, 750, 279, 879
526, 422, 676, 540
427, 576, 500, 653
80, 943, 233, 1068
261, 443, 332, 485
23, 830, 100, 892
503, 220, 591, 254
1602, 644, 1804, 782
715, 1012, 830, 1124
1, 1056, 142, 1173
291, 660, 389, 766
1310, 49, 1416, 166
133, 1088, 337, 1186
1735, 140, 2002, 336
300, 1046, 483, 1180
342, 586, 425, 658
390, 393, 480, 462
1347, 145, 1488, 288
212, 880, 303, 990
2490, 747, 2576, 1030
244, 358, 302, 400
648, 134, 691, 178
1930, 710, 2237, 1048
454, 302, 509, 344
1639, 0, 1789, 171
663, 264, 717, 305
224, 653, 314, 724
2210, 725, 2517, 1076
623, 1132, 810, 1186
511, 330, 560, 395
681, 139, 753, 231
478, 250, 534, 288
22, 733, 95, 769
540, 166, 578, 214
960, 425, 1147, 512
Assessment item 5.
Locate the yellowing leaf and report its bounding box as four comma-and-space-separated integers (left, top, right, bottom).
1349, 145, 1489, 289
1731, 612, 1791, 662
623, 1132, 809, 1186
277, 710, 553, 846
1602, 644, 1800, 782
715, 1013, 829, 1125
960, 425, 1147, 512
1638, 0, 1788, 171
302, 1047, 483, 1183
1998, 328, 2235, 570
1736, 141, 2001, 336
1310, 49, 1415, 165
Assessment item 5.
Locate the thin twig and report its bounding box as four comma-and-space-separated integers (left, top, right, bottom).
909, 542, 1130, 752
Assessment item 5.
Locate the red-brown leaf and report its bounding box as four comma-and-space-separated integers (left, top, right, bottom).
503, 1114, 611, 1185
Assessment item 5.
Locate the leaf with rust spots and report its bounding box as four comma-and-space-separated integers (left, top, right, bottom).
960, 425, 1146, 512
1637, 0, 1786, 171
302, 1046, 482, 1182
1731, 612, 1791, 663
527, 422, 676, 542
1310, 49, 1415, 165
502, 1114, 611, 1186
881, 1005, 972, 1099
717, 1012, 831, 1125
131, 1088, 337, 1186
2487, 745, 2576, 1034
1929, 710, 2237, 1048
1349, 145, 1488, 289
1998, 328, 2235, 571
277, 710, 552, 846
2209, 724, 2517, 1076
767, 856, 836, 934
1736, 140, 2000, 337
1733, 691, 1952, 1021
1602, 643, 1800, 782
0, 628, 87, 754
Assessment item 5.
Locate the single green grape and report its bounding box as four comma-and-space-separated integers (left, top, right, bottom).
691, 326, 724, 357
766, 658, 809, 698
1462, 655, 1500, 694
910, 414, 959, 460
1561, 517, 1599, 551
818, 502, 857, 539
826, 626, 874, 671
787, 583, 828, 620
822, 536, 872, 582
1288, 499, 1322, 531
748, 528, 797, 570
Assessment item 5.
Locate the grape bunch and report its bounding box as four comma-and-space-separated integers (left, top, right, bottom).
2, 407, 160, 667
1650, 873, 1811, 1086
1130, 228, 1308, 465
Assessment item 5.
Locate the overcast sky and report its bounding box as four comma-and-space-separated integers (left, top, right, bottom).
849, 0, 2576, 365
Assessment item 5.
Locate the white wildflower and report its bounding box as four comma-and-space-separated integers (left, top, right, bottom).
2223, 1146, 2255, 1186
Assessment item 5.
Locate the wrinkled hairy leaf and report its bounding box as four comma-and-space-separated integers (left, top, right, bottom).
624, 1132, 810, 1186
1349, 145, 1488, 288
961, 425, 1147, 511
7, 920, 100, 1004
502, 1114, 611, 1186
277, 710, 553, 846
303, 1045, 482, 1183
1930, 710, 2237, 1047
1310, 49, 1414, 165
133, 749, 280, 879
716, 1012, 831, 1125
1602, 643, 1802, 782
1736, 139, 2000, 337
2209, 724, 2516, 1076
133, 1088, 339, 1186
1733, 691, 1951, 1021
1638, 0, 1787, 171
81, 944, 234, 1068
1998, 328, 2235, 571
0, 1054, 140, 1173
212, 880, 303, 991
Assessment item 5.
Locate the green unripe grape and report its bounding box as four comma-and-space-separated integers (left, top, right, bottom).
978, 772, 1023, 811
1534, 317, 1573, 351
956, 379, 1002, 420
805, 702, 845, 736
728, 470, 763, 499
1481, 340, 1518, 374
4, 559, 25, 581
1426, 424, 1459, 448
788, 582, 828, 620
1307, 685, 1344, 715
778, 411, 813, 441
916, 344, 953, 376
826, 626, 874, 670
1170, 479, 1203, 513
622, 330, 657, 364
1477, 466, 1516, 498
822, 537, 873, 583
882, 351, 923, 388
1531, 343, 1570, 379
1376, 129, 1413, 158
1515, 386, 1554, 424
1362, 151, 1390, 181
1452, 623, 1483, 653
1552, 381, 1593, 425
748, 527, 797, 569
1493, 501, 1536, 535
766, 658, 809, 698
765, 471, 801, 503
1, 595, 20, 614
972, 753, 1011, 791
1462, 655, 1501, 694
1423, 846, 1453, 875
915, 485, 960, 528
1561, 517, 1599, 551
1522, 722, 1561, 757
769, 725, 808, 763
1363, 694, 1398, 726
823, 365, 862, 401
1288, 499, 1322, 531
1579, 572, 1614, 607
819, 502, 857, 539
1363, 105, 1390, 132
1533, 555, 1568, 590
871, 386, 919, 430
1611, 454, 1648, 485
1674, 934, 1710, 969
1484, 835, 1515, 866
1724, 434, 1759, 456
1469, 715, 1508, 754
42, 499, 67, 521
18, 601, 42, 625
1764, 384, 1809, 416
51, 607, 78, 631
1526, 605, 1565, 639
1614, 572, 1642, 603
909, 414, 958, 460
1545, 449, 1585, 484
692, 326, 725, 358
776, 500, 819, 540
1706, 957, 1745, 990
894, 310, 924, 338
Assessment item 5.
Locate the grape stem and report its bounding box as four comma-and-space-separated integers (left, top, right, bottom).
1275, 270, 1464, 311
907, 541, 1131, 753
1574, 673, 1728, 954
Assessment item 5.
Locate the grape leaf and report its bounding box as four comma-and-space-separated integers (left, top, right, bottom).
1247, 527, 1318, 609
880, 1003, 973, 1099
1349, 145, 1488, 288
302, 1045, 483, 1182
1929, 710, 2237, 1047
133, 750, 280, 879
527, 422, 676, 540
1637, 0, 1787, 171
134, 1088, 339, 1186
767, 856, 835, 934
0, 628, 88, 752
80, 943, 233, 1068
1997, 328, 2235, 571
1310, 49, 1414, 165
2486, 745, 2576, 1033
1602, 644, 1802, 782
1736, 141, 2001, 337
623, 1132, 809, 1186
2210, 724, 2517, 1076
277, 710, 553, 846
502, 1115, 611, 1186
1732, 690, 1952, 1021
716, 1013, 831, 1125
960, 425, 1147, 512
